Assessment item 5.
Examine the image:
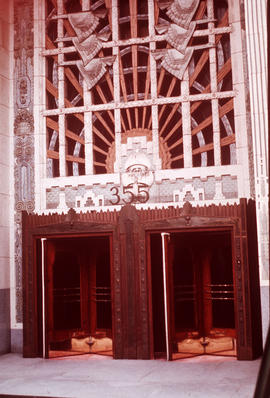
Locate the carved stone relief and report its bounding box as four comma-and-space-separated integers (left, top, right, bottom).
67, 9, 115, 91
165, 0, 200, 29
46, 174, 238, 211
14, 0, 34, 323
153, 0, 200, 80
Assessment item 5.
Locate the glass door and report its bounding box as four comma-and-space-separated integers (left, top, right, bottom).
44, 236, 113, 358
170, 231, 236, 360
150, 230, 236, 361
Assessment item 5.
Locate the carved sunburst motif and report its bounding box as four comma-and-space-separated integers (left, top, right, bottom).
45, 0, 235, 177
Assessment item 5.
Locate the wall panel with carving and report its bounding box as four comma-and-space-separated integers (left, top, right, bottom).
14, 0, 34, 322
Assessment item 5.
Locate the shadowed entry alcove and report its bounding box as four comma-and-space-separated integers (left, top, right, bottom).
37, 235, 113, 358
150, 230, 236, 360
23, 200, 262, 360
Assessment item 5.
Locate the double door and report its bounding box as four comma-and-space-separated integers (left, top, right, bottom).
23, 201, 263, 360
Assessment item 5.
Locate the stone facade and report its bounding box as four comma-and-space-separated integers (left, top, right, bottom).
1, 0, 268, 352
0, 0, 12, 353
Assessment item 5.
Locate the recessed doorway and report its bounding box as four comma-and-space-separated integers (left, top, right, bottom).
40, 235, 113, 358
150, 229, 236, 360
23, 202, 262, 360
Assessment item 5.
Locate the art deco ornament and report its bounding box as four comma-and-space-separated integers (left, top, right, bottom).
77, 56, 116, 91
155, 21, 196, 54
73, 30, 111, 65
152, 48, 193, 80
122, 152, 154, 199
68, 9, 107, 42
159, 0, 200, 30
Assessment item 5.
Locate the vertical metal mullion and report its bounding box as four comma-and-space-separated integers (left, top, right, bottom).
181, 70, 192, 168
82, 0, 93, 175
57, 0, 66, 176
148, 0, 160, 169
161, 232, 171, 361
41, 238, 47, 359
208, 0, 221, 166
112, 0, 121, 172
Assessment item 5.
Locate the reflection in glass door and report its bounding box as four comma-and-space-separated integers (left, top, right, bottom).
151, 230, 236, 360
44, 236, 113, 358
172, 231, 236, 359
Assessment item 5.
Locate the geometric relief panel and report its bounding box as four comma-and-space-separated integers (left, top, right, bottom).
46, 175, 239, 210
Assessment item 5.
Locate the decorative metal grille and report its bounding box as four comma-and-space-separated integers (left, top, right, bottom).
44, 0, 235, 178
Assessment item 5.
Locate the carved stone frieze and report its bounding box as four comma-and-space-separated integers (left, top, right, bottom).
14, 0, 34, 59
14, 110, 34, 135
14, 0, 33, 114
17, 76, 31, 108
14, 0, 34, 323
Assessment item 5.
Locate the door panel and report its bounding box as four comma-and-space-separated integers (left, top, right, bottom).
151, 230, 236, 360
45, 236, 113, 358
170, 231, 236, 359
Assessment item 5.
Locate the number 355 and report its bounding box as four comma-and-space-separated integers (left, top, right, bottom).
109, 185, 149, 204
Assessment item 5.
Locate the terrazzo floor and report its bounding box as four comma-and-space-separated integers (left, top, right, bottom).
0, 353, 260, 398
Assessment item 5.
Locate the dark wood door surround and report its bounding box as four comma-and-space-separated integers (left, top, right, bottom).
22, 199, 262, 360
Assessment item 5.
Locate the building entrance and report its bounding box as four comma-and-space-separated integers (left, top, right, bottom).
41, 236, 113, 358
150, 230, 236, 360
22, 201, 262, 360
